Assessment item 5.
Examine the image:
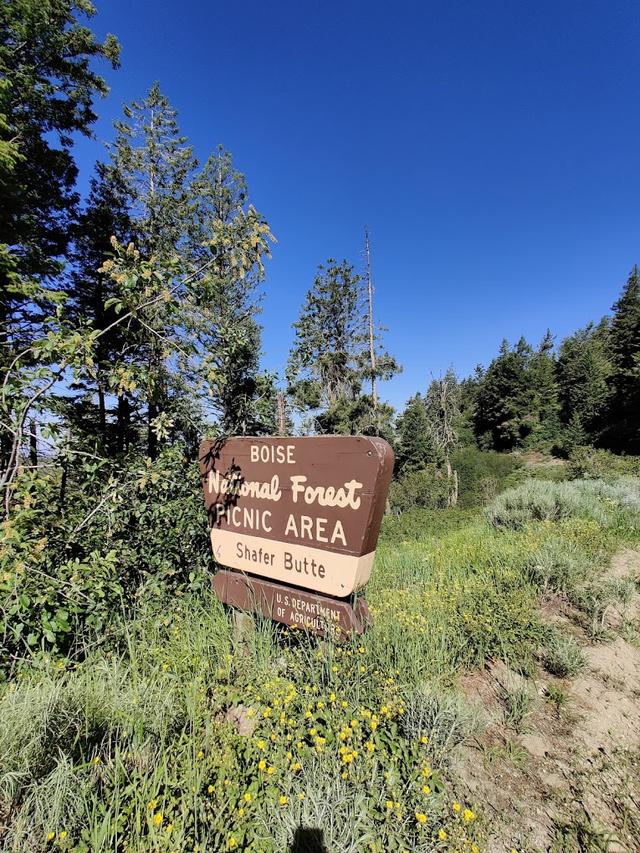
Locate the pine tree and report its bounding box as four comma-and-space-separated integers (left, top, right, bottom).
424, 369, 461, 504
286, 258, 399, 435
605, 267, 640, 452
108, 82, 196, 259
556, 321, 611, 445
186, 148, 275, 435
67, 162, 133, 453
473, 339, 535, 450
286, 260, 365, 434
0, 0, 119, 290
0, 0, 119, 466
529, 330, 561, 446
395, 394, 435, 473
105, 84, 197, 457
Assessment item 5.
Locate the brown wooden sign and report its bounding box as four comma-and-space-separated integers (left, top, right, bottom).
199, 436, 393, 597
213, 570, 371, 636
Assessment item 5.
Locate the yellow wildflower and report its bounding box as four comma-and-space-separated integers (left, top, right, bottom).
267, 766, 275, 775
415, 812, 427, 824
452, 801, 461, 813
279, 795, 288, 806
153, 813, 162, 825
258, 759, 266, 771
422, 785, 431, 795
47, 833, 55, 842
243, 792, 252, 802
420, 736, 428, 745
385, 801, 393, 809
463, 808, 475, 822
438, 829, 447, 840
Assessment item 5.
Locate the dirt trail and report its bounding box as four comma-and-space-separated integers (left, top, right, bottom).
455, 550, 640, 852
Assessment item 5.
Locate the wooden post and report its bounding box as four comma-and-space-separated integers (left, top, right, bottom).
232, 609, 254, 655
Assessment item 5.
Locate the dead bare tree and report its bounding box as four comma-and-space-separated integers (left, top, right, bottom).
425, 370, 460, 506
364, 227, 377, 409
276, 391, 287, 435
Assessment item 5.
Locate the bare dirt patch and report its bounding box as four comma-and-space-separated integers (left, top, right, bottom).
519, 451, 566, 468
455, 549, 640, 852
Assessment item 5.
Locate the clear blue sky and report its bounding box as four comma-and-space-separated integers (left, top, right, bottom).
74, 0, 640, 411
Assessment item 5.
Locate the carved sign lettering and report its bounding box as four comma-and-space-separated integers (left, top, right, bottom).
199, 436, 394, 597
213, 570, 371, 637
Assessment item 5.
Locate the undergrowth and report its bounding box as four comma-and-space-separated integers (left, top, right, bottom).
1, 475, 639, 850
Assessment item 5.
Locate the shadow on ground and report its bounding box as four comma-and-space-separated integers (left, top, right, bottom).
289, 826, 327, 853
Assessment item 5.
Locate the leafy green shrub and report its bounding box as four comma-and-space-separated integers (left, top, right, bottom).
388, 465, 450, 514
568, 447, 640, 481
0, 446, 212, 673
452, 447, 522, 507
543, 631, 586, 677
380, 507, 478, 543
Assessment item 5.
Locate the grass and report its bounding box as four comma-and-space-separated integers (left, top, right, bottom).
503, 685, 533, 731
1, 475, 639, 851
544, 684, 569, 715
543, 631, 586, 678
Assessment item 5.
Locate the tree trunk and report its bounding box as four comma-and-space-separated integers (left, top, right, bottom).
445, 457, 459, 507
116, 395, 130, 455
364, 228, 377, 410
147, 400, 158, 460
277, 391, 286, 435
29, 420, 37, 468
97, 383, 107, 448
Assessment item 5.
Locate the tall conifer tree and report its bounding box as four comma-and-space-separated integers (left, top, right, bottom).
104, 83, 197, 456
605, 267, 640, 452
396, 394, 435, 473
286, 259, 399, 435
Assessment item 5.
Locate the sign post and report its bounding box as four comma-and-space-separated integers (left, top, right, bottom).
199, 436, 393, 637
